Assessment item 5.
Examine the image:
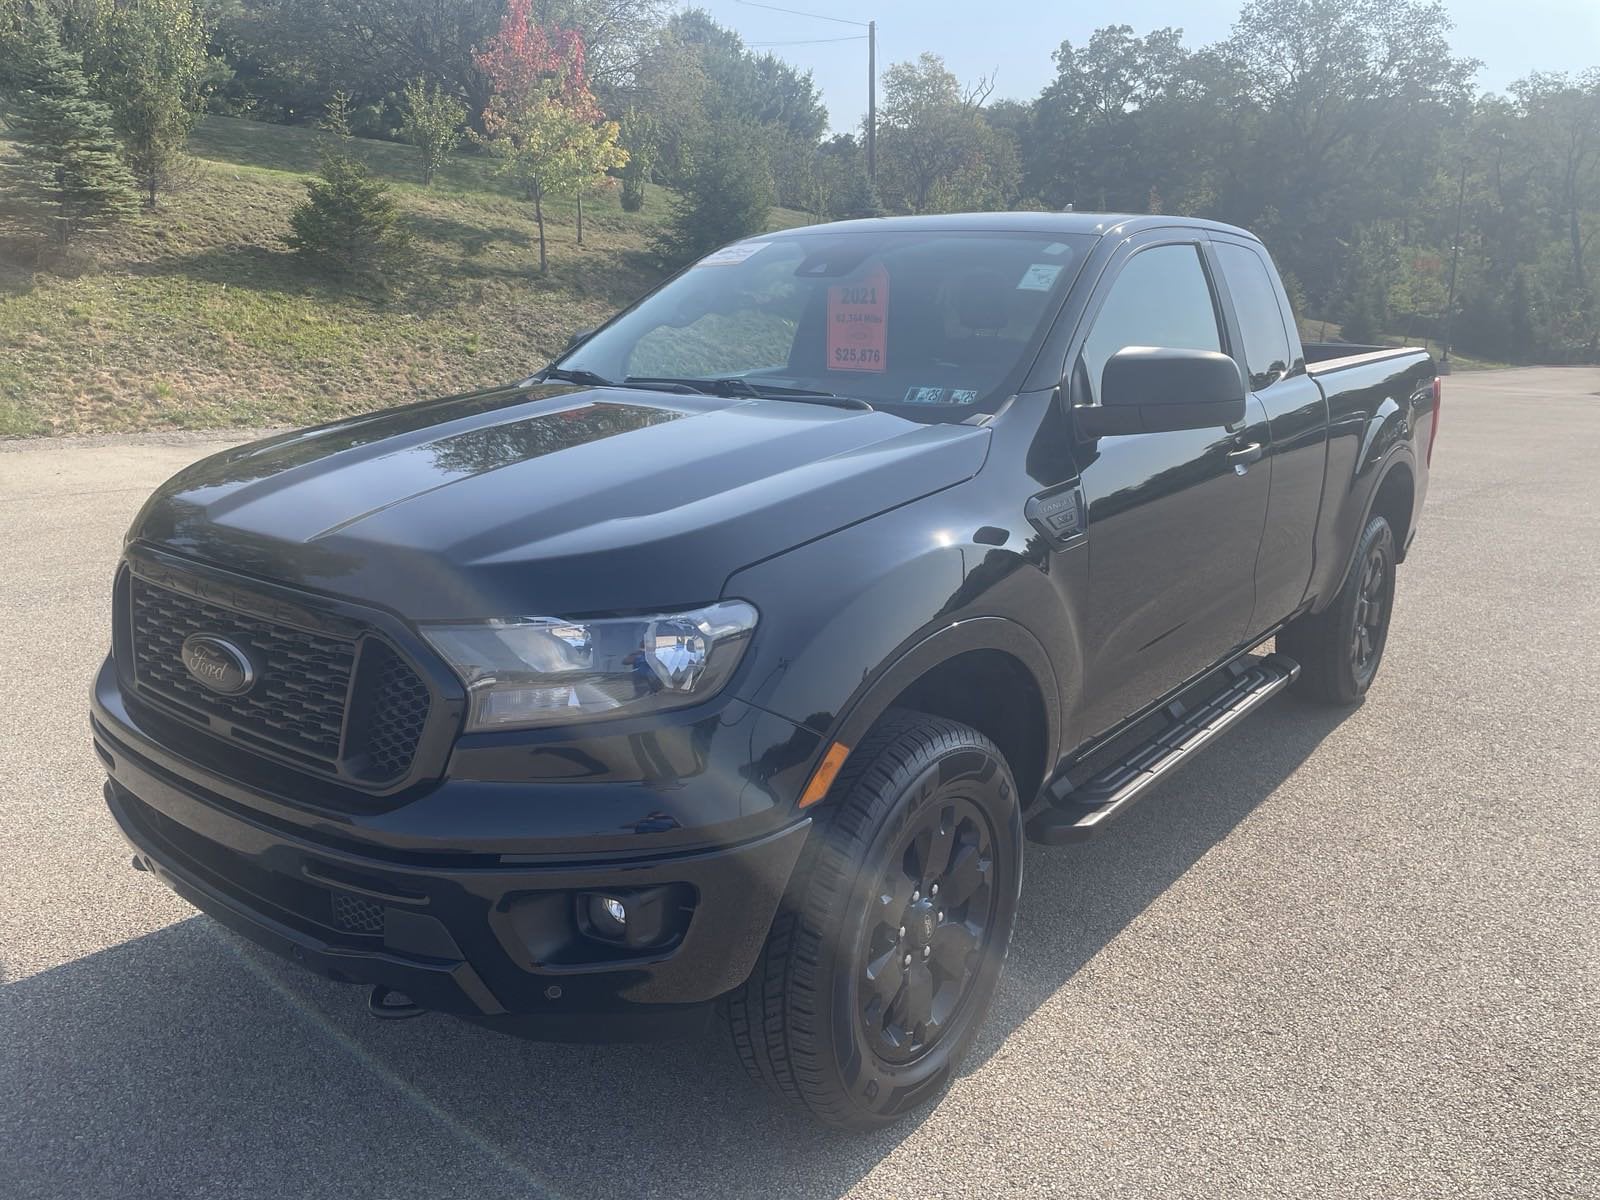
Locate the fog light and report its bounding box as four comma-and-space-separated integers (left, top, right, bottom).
578, 885, 691, 950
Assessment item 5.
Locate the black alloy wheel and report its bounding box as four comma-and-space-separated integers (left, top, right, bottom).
1280, 512, 1398, 705
727, 709, 1023, 1130
1350, 542, 1391, 682
856, 795, 996, 1064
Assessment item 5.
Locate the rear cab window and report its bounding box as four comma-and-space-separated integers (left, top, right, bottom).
1213, 241, 1293, 390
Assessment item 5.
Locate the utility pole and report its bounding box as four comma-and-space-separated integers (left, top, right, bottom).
867, 20, 876, 182
1440, 153, 1469, 374
736, 0, 876, 179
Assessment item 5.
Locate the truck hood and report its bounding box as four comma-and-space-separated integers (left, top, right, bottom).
129, 383, 991, 618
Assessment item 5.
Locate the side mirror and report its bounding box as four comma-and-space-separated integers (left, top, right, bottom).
566, 327, 597, 350
1076, 346, 1247, 437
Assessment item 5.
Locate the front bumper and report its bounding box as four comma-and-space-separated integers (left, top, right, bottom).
94, 671, 812, 1038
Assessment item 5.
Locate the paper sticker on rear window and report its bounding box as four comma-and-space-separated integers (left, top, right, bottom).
1017, 263, 1064, 291
1043, 242, 1070, 255
950, 389, 980, 405
903, 386, 945, 404
828, 264, 889, 372
694, 241, 769, 267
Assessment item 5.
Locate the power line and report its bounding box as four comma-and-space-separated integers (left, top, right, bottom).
733, 0, 870, 28
731, 0, 877, 184
749, 34, 868, 46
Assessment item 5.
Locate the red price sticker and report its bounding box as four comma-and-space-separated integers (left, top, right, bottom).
827, 265, 888, 373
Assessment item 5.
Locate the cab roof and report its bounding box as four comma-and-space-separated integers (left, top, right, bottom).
762, 211, 1262, 243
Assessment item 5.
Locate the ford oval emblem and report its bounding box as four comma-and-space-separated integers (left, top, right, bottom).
180, 634, 256, 695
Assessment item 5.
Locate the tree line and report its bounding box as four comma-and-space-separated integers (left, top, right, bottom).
2, 0, 1597, 362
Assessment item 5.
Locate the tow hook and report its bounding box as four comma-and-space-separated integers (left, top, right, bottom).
368, 985, 427, 1021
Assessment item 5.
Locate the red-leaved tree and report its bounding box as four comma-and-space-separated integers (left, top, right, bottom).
474, 0, 624, 274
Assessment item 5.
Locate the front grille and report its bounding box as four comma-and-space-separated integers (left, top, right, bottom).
127, 571, 431, 784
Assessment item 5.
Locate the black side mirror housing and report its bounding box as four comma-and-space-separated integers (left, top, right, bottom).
1076, 346, 1248, 437
566, 327, 597, 351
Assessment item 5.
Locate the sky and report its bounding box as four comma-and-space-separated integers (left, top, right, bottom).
697, 0, 1600, 134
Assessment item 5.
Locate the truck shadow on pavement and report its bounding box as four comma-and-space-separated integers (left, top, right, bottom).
4, 697, 1352, 1200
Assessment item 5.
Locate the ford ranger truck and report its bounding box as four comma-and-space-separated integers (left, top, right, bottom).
93, 213, 1439, 1130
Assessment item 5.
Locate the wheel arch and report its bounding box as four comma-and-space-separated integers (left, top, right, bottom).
1369, 458, 1416, 562
819, 618, 1061, 810
1314, 446, 1416, 614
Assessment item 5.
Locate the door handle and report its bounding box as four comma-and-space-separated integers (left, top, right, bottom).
1227, 441, 1263, 474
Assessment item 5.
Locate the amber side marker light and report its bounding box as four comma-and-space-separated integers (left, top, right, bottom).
799, 742, 852, 808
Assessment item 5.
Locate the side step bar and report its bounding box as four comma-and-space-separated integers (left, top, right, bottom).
1026, 653, 1300, 845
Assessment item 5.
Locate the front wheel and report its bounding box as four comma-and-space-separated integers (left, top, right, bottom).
1279, 513, 1398, 705
726, 709, 1023, 1129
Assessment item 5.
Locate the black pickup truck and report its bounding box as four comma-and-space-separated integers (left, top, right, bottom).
93, 213, 1439, 1129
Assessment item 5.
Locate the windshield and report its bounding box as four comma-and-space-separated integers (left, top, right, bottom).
554, 230, 1097, 419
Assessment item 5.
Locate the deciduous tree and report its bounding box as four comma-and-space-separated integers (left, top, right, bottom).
400, 77, 466, 185
475, 0, 626, 275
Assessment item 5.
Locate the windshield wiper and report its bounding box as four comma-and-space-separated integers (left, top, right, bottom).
538, 366, 617, 387
624, 376, 872, 410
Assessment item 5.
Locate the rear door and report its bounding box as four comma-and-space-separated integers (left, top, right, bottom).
1070, 234, 1272, 736
1208, 235, 1329, 629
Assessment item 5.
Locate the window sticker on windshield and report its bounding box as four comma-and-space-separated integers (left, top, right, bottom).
1043, 242, 1070, 256
903, 386, 945, 404
828, 264, 889, 372
950, 388, 980, 405
1017, 263, 1064, 291
694, 241, 769, 268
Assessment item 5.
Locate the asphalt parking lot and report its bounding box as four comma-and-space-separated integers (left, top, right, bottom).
2, 367, 1596, 1199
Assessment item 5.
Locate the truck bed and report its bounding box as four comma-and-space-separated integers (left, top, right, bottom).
1303, 342, 1427, 373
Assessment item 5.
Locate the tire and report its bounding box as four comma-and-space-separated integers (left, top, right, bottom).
1279, 513, 1397, 705
726, 709, 1023, 1130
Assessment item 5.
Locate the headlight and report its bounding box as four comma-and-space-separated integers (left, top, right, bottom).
422, 601, 758, 732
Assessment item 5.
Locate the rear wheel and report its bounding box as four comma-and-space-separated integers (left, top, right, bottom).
726, 709, 1023, 1130
1280, 513, 1397, 705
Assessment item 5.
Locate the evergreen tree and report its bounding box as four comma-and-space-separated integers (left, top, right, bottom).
653, 122, 773, 266
0, 21, 138, 248
284, 93, 412, 282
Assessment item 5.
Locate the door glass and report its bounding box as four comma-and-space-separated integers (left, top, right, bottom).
1080, 244, 1221, 403
1215, 242, 1292, 390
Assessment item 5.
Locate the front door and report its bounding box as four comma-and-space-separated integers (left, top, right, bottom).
1070, 238, 1271, 737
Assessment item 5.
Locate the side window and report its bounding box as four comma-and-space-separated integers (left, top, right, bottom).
1214, 241, 1292, 390
1081, 244, 1222, 403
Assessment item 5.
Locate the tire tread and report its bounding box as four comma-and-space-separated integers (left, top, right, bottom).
725, 709, 1004, 1127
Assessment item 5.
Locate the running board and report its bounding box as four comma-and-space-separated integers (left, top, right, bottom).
1026, 653, 1300, 845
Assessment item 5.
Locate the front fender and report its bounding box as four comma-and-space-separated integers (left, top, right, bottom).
724, 485, 1072, 805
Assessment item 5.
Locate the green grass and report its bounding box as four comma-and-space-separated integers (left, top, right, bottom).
0, 115, 814, 436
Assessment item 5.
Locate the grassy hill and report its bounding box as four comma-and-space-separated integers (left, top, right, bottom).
0, 115, 811, 437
